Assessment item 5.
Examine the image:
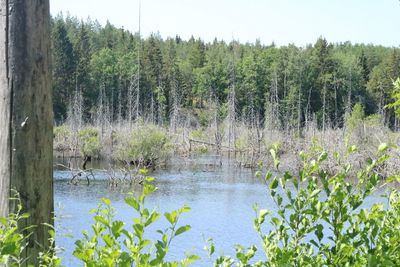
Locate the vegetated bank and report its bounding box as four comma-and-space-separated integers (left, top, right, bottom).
52, 15, 400, 182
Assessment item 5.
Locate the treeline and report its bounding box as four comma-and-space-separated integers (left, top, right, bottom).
51, 14, 400, 130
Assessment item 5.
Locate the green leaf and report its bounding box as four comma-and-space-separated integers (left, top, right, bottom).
174, 225, 191, 236
101, 198, 112, 206
182, 254, 201, 266
387, 175, 400, 183
378, 143, 388, 152
144, 184, 157, 196
146, 176, 155, 182
283, 171, 292, 181
125, 196, 140, 211
19, 213, 30, 219
318, 151, 328, 162
94, 215, 110, 227
1, 243, 18, 255
265, 172, 272, 182
111, 220, 125, 238
271, 217, 280, 226
179, 205, 191, 213
315, 224, 324, 241
270, 148, 280, 169
102, 234, 114, 247
133, 223, 144, 238
0, 217, 7, 225
270, 178, 279, 190
165, 211, 178, 225
347, 145, 357, 154
259, 209, 269, 222
145, 211, 160, 226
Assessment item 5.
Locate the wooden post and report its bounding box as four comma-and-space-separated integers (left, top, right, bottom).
0, 0, 53, 265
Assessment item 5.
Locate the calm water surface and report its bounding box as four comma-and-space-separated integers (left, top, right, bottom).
54, 155, 387, 266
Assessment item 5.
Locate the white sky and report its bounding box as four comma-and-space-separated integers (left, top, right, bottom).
50, 0, 400, 47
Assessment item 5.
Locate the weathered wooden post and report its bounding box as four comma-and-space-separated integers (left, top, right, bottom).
0, 0, 53, 265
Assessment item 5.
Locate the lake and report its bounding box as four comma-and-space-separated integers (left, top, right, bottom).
54, 155, 388, 266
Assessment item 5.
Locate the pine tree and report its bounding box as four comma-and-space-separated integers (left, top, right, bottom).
52, 19, 76, 121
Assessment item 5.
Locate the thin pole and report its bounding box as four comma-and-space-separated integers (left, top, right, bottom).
136, 0, 141, 119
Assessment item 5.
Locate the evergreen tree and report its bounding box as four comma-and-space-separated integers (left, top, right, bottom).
52, 18, 76, 121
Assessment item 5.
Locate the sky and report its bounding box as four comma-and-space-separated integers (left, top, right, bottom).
50, 0, 400, 47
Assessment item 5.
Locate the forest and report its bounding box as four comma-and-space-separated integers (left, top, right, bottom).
52, 14, 400, 131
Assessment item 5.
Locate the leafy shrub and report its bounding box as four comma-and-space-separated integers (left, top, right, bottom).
234, 133, 248, 151
386, 77, 400, 117
208, 144, 400, 266
189, 129, 206, 140
78, 127, 101, 158
0, 191, 62, 267
73, 172, 199, 266
0, 192, 29, 266
345, 102, 365, 134
193, 145, 209, 154
54, 125, 72, 152
197, 110, 210, 128
114, 125, 173, 167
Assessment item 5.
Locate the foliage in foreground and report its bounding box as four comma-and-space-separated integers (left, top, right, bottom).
1, 145, 400, 266
0, 192, 61, 267
209, 144, 400, 266
73, 171, 199, 267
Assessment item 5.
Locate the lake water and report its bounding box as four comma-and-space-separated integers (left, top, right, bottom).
54, 155, 388, 266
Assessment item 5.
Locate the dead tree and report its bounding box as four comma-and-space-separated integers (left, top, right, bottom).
127, 73, 140, 125
67, 89, 84, 157
0, 0, 53, 265
169, 74, 180, 132
266, 71, 280, 130
227, 49, 237, 156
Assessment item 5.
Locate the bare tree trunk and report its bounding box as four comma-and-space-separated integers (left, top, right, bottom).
127, 73, 139, 126
227, 52, 237, 156
271, 72, 280, 129
297, 81, 302, 135
322, 82, 327, 132
345, 68, 352, 120
0, 1, 53, 265
117, 79, 123, 129
136, 1, 141, 121
157, 81, 165, 126
334, 76, 338, 128
170, 74, 180, 132
150, 92, 155, 124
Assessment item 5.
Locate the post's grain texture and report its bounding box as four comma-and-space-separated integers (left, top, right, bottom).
0, 0, 53, 265
0, 0, 11, 220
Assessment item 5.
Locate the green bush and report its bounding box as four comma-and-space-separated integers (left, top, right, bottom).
197, 109, 210, 128
73, 172, 199, 267
78, 127, 101, 158
345, 102, 365, 134
0, 191, 62, 267
53, 125, 72, 151
189, 129, 206, 140
256, 145, 399, 266
386, 78, 400, 117
208, 144, 400, 266
114, 125, 173, 167
193, 145, 209, 154
0, 192, 29, 266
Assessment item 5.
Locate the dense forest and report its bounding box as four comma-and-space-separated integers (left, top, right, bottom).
52, 14, 400, 131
